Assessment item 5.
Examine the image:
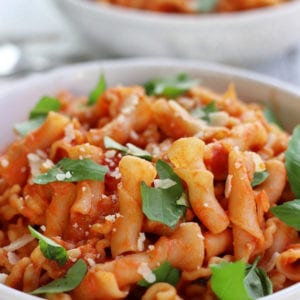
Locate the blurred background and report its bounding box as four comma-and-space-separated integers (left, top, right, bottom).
1, 0, 300, 91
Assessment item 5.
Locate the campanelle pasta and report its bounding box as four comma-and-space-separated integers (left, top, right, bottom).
0, 74, 299, 300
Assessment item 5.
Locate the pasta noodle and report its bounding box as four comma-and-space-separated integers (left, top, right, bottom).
0, 73, 299, 300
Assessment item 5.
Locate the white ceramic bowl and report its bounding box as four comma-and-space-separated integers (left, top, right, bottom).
0, 58, 300, 299
54, 0, 300, 65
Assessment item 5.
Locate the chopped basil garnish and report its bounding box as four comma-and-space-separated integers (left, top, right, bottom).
141, 160, 185, 229
28, 225, 67, 266
251, 170, 269, 187
88, 73, 106, 105
14, 117, 45, 136
29, 96, 61, 119
285, 125, 300, 198
14, 96, 61, 136
270, 199, 300, 230
191, 101, 217, 122
138, 261, 180, 288
104, 136, 152, 161
143, 73, 198, 98
263, 106, 282, 128
211, 261, 251, 300
31, 259, 87, 294
211, 259, 272, 300
33, 158, 108, 185
244, 257, 273, 298
197, 0, 218, 12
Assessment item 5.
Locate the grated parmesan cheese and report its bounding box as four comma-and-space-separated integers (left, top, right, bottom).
0, 159, 9, 168
3, 234, 35, 252
7, 251, 19, 264
209, 111, 229, 127
137, 233, 146, 251
105, 214, 117, 222
0, 273, 8, 283
251, 152, 266, 172
105, 213, 121, 223
225, 174, 233, 198
64, 123, 76, 143
87, 258, 96, 267
105, 150, 116, 159
137, 262, 156, 283
148, 245, 155, 251
109, 167, 121, 179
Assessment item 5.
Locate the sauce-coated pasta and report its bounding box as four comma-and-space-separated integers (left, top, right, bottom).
0, 74, 299, 300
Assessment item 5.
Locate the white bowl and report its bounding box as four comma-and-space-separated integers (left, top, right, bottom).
0, 58, 300, 299
54, 0, 300, 65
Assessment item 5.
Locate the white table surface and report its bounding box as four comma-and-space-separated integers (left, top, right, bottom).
1, 0, 300, 92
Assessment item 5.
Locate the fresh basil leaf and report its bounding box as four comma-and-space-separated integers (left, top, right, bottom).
156, 159, 183, 198
31, 259, 87, 294
144, 73, 198, 98
88, 73, 106, 105
14, 117, 45, 136
141, 160, 185, 229
28, 226, 67, 266
191, 101, 217, 122
33, 158, 108, 185
104, 136, 128, 153
285, 125, 300, 198
211, 261, 252, 300
245, 257, 272, 298
270, 199, 300, 230
263, 106, 282, 128
138, 261, 180, 288
251, 170, 269, 187
198, 0, 218, 12
104, 136, 152, 161
29, 96, 61, 119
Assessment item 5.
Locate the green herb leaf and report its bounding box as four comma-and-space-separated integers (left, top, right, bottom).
28, 226, 67, 266
88, 73, 106, 105
141, 160, 185, 229
285, 125, 300, 198
211, 261, 252, 300
104, 136, 152, 161
144, 73, 198, 98
138, 261, 181, 288
270, 199, 300, 230
251, 170, 269, 187
29, 96, 61, 119
263, 106, 282, 128
31, 259, 87, 294
33, 158, 108, 185
14, 117, 45, 136
245, 257, 273, 298
197, 0, 218, 12
191, 101, 217, 122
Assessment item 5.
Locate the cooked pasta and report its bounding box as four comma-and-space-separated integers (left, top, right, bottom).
95, 0, 289, 13
0, 72, 299, 300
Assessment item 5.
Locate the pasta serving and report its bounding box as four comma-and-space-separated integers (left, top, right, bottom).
0, 72, 300, 300
95, 0, 289, 13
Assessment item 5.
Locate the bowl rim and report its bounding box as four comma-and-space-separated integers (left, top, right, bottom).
59, 0, 300, 25
2, 57, 300, 98
1, 57, 300, 300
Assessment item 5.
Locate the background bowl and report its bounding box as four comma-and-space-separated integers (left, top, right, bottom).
54, 0, 300, 65
0, 58, 300, 299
